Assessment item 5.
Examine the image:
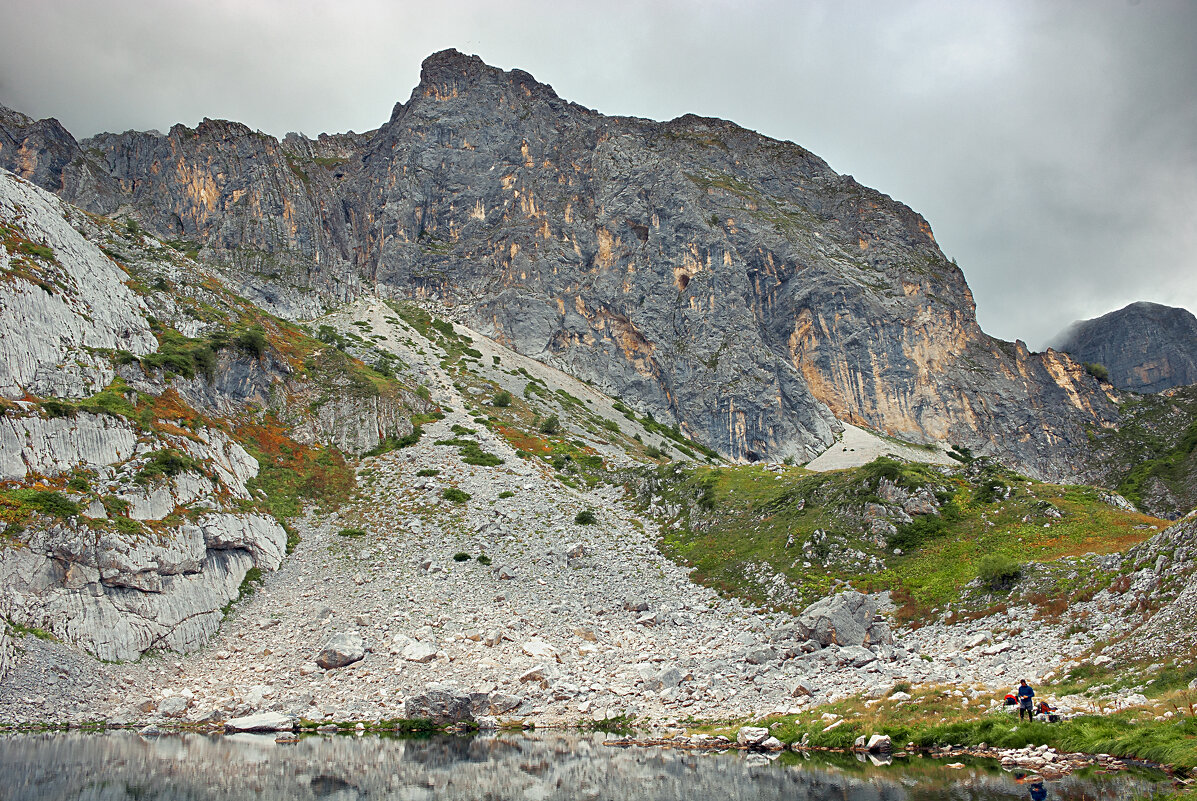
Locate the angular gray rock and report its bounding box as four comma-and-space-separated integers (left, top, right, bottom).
736, 726, 770, 747
796, 591, 891, 648
225, 712, 295, 732
157, 696, 191, 718
403, 687, 475, 726
315, 632, 366, 669
867, 734, 893, 753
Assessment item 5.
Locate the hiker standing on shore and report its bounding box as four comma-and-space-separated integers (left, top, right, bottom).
1016, 679, 1035, 722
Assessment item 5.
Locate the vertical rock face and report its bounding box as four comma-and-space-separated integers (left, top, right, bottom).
0, 51, 1120, 476
0, 171, 156, 398
0, 104, 118, 209
1054, 301, 1197, 393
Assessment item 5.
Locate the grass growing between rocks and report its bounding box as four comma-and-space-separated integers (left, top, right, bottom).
220, 567, 263, 618
648, 459, 1167, 616
698, 685, 1197, 769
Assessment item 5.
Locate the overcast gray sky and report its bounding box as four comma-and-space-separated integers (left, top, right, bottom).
1, 0, 1193, 349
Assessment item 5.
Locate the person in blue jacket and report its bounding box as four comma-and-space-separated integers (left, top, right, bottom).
1017, 679, 1035, 721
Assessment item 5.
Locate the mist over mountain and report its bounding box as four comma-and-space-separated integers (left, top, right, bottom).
1054, 301, 1197, 394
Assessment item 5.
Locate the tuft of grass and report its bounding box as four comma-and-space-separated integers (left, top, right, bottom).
477, 554, 492, 566
416, 468, 440, 477
6, 618, 57, 641
0, 489, 82, 521
452, 552, 471, 562
978, 553, 1021, 589
337, 528, 367, 538
221, 567, 263, 617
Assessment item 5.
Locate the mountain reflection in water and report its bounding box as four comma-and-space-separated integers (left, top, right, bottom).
0, 731, 1168, 800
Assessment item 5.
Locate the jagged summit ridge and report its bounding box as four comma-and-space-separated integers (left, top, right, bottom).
0, 52, 1116, 476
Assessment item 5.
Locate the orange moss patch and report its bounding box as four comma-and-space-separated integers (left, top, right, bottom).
496, 425, 551, 454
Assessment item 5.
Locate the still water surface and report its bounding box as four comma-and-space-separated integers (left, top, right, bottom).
0, 731, 1172, 800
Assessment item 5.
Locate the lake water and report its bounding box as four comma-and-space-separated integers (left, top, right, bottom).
0, 730, 1172, 800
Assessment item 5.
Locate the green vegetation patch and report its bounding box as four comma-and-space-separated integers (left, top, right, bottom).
649, 457, 1164, 616
442, 487, 471, 503
135, 448, 201, 484
0, 488, 82, 523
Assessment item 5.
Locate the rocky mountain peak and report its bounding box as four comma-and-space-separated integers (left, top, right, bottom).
0, 102, 35, 128
1054, 301, 1197, 393
0, 52, 1124, 477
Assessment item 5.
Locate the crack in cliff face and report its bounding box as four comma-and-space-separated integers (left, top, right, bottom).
0, 50, 1118, 477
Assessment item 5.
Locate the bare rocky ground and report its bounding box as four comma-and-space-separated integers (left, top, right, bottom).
0, 301, 1133, 728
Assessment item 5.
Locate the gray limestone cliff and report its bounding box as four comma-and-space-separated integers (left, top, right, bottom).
1054, 301, 1197, 393
0, 172, 290, 660
0, 51, 1119, 477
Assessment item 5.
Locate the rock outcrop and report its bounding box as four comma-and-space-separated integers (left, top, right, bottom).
315, 632, 366, 670
404, 687, 477, 726
1054, 301, 1197, 393
0, 171, 155, 399
1107, 512, 1197, 660
0, 173, 293, 661
0, 51, 1117, 478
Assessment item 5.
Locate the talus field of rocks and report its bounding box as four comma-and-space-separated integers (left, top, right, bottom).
2, 165, 1196, 735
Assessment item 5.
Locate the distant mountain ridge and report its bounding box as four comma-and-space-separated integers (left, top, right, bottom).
0, 49, 1118, 478
1054, 301, 1197, 393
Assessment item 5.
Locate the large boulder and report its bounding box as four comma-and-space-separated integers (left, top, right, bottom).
736, 726, 770, 747
225, 712, 295, 732
315, 632, 365, 669
797, 591, 891, 647
404, 687, 476, 726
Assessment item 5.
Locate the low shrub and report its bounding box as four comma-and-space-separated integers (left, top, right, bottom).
416, 468, 440, 477
442, 487, 471, 503
234, 325, 268, 358
575, 510, 597, 525
492, 390, 512, 408
978, 553, 1021, 589
452, 552, 471, 562
136, 449, 200, 484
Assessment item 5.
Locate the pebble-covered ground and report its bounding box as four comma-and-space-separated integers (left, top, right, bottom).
0, 301, 1131, 727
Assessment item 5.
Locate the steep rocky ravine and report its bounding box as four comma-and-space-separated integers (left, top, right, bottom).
0, 50, 1116, 478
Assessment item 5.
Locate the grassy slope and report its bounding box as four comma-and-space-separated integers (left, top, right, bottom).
698, 681, 1197, 769
647, 458, 1167, 618
1086, 386, 1197, 517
